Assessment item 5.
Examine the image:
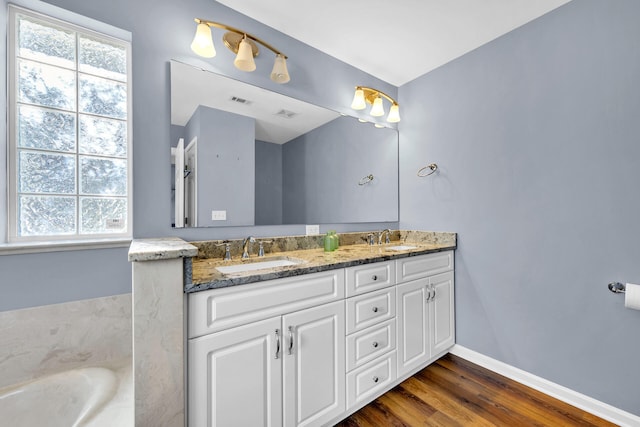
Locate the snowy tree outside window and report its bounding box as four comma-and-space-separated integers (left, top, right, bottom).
8, 6, 131, 241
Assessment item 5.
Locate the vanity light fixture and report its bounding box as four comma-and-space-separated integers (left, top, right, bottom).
350, 86, 400, 123
190, 18, 290, 84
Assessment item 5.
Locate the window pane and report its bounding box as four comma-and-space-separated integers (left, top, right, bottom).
79, 35, 126, 81
79, 115, 126, 157
19, 105, 76, 152
79, 74, 127, 119
80, 197, 126, 234
19, 195, 76, 236
80, 156, 127, 195
19, 59, 75, 110
19, 151, 76, 194
18, 15, 75, 68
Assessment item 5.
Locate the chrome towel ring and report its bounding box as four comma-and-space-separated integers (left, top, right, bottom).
358, 174, 374, 185
417, 163, 438, 177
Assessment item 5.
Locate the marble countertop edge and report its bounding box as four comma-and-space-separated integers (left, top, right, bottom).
128, 238, 198, 262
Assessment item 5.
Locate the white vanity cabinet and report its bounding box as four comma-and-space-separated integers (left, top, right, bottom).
396, 253, 455, 378
187, 250, 455, 427
188, 317, 283, 427
188, 270, 345, 427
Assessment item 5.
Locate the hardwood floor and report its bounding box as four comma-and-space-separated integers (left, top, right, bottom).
335, 354, 616, 427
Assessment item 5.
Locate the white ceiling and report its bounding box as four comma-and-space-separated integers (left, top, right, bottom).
171, 60, 340, 144
216, 0, 572, 86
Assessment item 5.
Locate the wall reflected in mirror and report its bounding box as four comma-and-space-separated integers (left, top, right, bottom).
170, 60, 399, 227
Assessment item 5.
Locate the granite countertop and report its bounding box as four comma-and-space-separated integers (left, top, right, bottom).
188, 231, 456, 293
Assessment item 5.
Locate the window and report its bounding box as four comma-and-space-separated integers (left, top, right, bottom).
7, 5, 132, 243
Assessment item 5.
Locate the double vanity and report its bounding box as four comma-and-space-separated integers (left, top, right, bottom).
129, 230, 456, 427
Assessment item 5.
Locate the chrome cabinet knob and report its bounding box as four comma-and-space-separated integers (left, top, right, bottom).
372, 306, 379, 313
372, 275, 378, 281
373, 376, 379, 383
372, 341, 379, 348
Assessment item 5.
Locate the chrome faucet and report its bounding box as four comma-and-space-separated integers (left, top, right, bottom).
242, 236, 255, 259
378, 229, 392, 245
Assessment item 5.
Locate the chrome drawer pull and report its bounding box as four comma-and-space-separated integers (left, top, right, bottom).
287, 326, 294, 355
372, 341, 379, 348
275, 329, 281, 359
373, 376, 379, 383
372, 306, 379, 313
372, 275, 378, 281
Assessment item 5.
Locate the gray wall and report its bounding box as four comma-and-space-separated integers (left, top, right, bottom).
186, 106, 255, 227
0, 0, 397, 311
255, 140, 283, 225
283, 116, 398, 224
399, 0, 640, 415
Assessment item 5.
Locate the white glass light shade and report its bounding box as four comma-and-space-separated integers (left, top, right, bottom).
270, 54, 290, 83
191, 23, 216, 58
351, 89, 366, 110
370, 96, 385, 117
387, 103, 401, 123
234, 37, 256, 71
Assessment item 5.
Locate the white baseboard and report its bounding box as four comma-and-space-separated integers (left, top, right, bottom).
449, 345, 640, 427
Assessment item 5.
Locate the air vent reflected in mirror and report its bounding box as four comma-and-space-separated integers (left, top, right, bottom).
275, 109, 297, 119
230, 96, 251, 105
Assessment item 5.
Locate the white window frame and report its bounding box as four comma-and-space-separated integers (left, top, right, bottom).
6, 4, 133, 247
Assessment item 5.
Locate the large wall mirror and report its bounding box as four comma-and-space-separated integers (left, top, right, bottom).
170, 60, 399, 228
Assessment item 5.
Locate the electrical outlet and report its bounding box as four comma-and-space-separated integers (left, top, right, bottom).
305, 225, 320, 235
211, 210, 227, 221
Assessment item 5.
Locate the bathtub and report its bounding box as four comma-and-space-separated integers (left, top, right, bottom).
0, 359, 132, 427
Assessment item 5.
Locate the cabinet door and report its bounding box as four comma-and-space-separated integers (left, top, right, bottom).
396, 278, 430, 378
430, 271, 455, 357
188, 317, 282, 427
283, 301, 345, 427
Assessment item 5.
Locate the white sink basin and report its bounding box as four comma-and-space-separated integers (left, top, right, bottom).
385, 245, 418, 251
217, 257, 305, 274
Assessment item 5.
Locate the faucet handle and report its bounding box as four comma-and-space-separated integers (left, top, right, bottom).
215, 243, 232, 260
367, 233, 375, 246
257, 240, 273, 257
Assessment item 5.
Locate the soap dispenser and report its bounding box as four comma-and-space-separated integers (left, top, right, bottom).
324, 232, 333, 252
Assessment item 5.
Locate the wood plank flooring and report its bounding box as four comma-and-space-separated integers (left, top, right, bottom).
335, 354, 616, 427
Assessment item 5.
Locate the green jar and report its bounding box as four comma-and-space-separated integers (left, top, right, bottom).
324, 232, 333, 252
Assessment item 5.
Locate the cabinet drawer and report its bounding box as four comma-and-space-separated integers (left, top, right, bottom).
396, 251, 454, 283
346, 351, 397, 410
346, 287, 395, 334
345, 261, 395, 297
346, 319, 396, 372
188, 269, 345, 338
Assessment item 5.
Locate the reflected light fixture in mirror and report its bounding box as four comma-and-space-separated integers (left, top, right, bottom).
351, 86, 400, 123
190, 18, 290, 83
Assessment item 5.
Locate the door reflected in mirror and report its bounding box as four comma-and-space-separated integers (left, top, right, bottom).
170, 60, 398, 227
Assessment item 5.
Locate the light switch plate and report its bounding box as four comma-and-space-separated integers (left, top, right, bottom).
305, 225, 320, 235
211, 210, 227, 220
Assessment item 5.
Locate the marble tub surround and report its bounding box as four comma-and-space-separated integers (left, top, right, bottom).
0, 294, 132, 389
189, 230, 456, 292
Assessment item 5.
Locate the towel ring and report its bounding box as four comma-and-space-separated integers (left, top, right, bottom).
608, 282, 626, 294
358, 174, 374, 185
417, 163, 438, 177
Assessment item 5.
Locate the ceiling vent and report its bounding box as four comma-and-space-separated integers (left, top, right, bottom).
230, 96, 251, 105
275, 109, 297, 119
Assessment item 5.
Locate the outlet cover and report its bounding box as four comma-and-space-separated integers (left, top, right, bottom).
211, 210, 227, 221
305, 225, 320, 235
